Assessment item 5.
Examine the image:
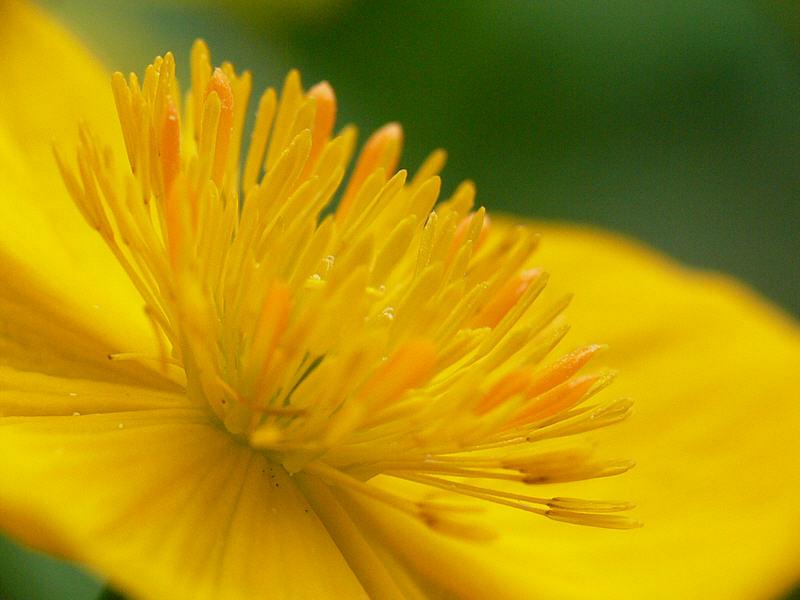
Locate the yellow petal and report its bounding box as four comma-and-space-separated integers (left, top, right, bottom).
326, 480, 524, 599
514, 221, 800, 598
0, 367, 188, 417
0, 401, 366, 599
0, 0, 154, 357
0, 270, 177, 388
368, 220, 800, 599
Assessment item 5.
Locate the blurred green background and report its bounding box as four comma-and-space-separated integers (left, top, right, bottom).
2, 0, 799, 598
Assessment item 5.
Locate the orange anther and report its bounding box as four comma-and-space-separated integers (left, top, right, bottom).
160, 96, 181, 195
472, 268, 542, 328
338, 122, 403, 219
205, 67, 234, 188
513, 375, 598, 426
476, 369, 532, 415
450, 214, 471, 256
306, 81, 337, 171
256, 281, 292, 379
525, 344, 604, 398
449, 211, 492, 261
359, 338, 436, 411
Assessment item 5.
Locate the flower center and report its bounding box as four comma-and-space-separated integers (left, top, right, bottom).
56, 41, 640, 532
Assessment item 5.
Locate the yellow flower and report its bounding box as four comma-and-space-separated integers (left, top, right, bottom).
1, 1, 800, 599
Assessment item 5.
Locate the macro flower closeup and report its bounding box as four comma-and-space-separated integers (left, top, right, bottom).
1, 1, 800, 599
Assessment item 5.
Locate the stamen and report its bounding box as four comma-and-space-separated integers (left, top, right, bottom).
473, 268, 541, 328
248, 281, 292, 405
304, 461, 495, 541
242, 88, 277, 192
204, 68, 234, 188
526, 344, 607, 397
160, 96, 181, 195
265, 70, 304, 171
338, 123, 403, 219
546, 509, 642, 530
164, 175, 186, 270
306, 81, 337, 172
190, 40, 212, 141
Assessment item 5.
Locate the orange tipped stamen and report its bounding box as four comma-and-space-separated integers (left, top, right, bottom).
450, 210, 491, 258
512, 375, 599, 426
338, 122, 403, 219
477, 213, 491, 248
473, 268, 542, 328
476, 369, 532, 415
306, 81, 337, 171
525, 344, 605, 398
160, 96, 181, 196
205, 67, 234, 188
359, 339, 437, 412
255, 281, 292, 379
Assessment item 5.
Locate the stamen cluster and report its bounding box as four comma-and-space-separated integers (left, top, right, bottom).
56, 41, 639, 533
